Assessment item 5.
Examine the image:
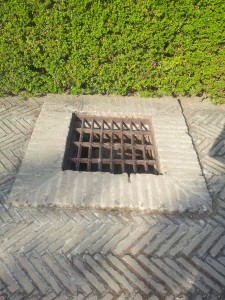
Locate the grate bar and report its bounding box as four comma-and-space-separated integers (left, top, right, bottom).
121, 120, 125, 173
110, 120, 114, 173
140, 121, 148, 172
71, 158, 157, 165
74, 142, 154, 150
130, 120, 137, 173
75, 117, 84, 171
99, 119, 103, 172
75, 128, 151, 135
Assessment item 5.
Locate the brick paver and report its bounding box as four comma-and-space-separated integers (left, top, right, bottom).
0, 95, 225, 299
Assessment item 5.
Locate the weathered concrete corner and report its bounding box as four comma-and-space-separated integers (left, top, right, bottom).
8, 94, 212, 213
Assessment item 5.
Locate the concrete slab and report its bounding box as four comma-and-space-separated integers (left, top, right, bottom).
8, 94, 212, 212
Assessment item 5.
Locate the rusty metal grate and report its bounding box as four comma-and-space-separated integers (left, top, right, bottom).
63, 114, 160, 174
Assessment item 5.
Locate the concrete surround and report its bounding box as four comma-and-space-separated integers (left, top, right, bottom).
8, 94, 212, 213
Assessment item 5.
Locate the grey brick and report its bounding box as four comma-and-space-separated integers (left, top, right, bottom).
107, 254, 151, 294
122, 255, 167, 296
72, 257, 107, 294
0, 261, 19, 293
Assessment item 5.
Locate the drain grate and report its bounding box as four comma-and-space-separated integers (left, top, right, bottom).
63, 114, 160, 174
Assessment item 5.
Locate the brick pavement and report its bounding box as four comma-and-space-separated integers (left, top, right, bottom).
0, 95, 225, 299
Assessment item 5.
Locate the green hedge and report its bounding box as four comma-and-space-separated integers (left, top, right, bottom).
0, 0, 225, 103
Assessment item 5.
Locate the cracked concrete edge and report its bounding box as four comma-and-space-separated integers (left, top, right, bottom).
9, 171, 212, 213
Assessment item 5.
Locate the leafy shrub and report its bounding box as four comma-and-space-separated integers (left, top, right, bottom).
0, 0, 224, 103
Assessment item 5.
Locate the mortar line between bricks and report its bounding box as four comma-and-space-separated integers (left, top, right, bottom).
177, 98, 212, 203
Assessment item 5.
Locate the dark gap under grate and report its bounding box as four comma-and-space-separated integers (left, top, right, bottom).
63, 114, 160, 175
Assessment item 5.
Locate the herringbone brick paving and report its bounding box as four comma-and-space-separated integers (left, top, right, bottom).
0, 95, 225, 299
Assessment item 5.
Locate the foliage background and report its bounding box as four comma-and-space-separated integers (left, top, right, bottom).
0, 0, 224, 102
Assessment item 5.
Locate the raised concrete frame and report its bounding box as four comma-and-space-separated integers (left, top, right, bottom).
8, 94, 212, 213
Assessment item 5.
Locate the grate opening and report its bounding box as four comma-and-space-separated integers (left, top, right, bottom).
63, 114, 160, 175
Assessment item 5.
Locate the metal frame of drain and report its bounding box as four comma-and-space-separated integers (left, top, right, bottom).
63, 114, 160, 175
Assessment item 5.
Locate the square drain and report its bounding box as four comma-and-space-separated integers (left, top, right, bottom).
9, 96, 212, 212
63, 114, 160, 175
